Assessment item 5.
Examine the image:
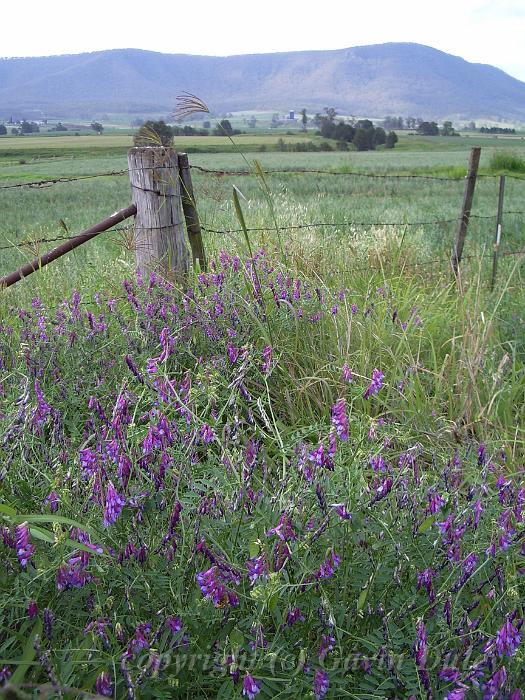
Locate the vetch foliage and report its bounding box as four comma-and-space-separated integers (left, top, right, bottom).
0, 249, 524, 698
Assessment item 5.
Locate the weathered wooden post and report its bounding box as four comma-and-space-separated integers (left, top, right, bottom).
451, 146, 481, 274
178, 152, 207, 271
490, 175, 506, 291
128, 146, 190, 279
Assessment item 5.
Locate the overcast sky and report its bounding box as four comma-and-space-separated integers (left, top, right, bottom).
3, 0, 525, 82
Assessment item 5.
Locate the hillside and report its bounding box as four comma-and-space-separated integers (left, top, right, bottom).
1, 43, 525, 121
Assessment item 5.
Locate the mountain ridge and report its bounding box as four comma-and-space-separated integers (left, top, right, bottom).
1, 43, 524, 122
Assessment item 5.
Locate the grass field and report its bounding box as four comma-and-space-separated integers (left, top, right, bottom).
1, 130, 525, 699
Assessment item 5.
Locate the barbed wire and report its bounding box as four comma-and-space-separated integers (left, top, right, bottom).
189, 165, 525, 182
0, 171, 128, 190
3, 166, 524, 191
1, 209, 523, 252
200, 211, 525, 236
0, 225, 133, 251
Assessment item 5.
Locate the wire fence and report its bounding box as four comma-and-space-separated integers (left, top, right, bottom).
1, 157, 524, 286
2, 165, 525, 191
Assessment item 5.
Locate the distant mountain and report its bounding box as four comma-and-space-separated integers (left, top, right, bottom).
1, 43, 525, 122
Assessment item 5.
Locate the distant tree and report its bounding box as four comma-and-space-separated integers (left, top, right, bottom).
324, 107, 337, 123
0, 124, 7, 135
300, 108, 308, 132
312, 113, 323, 128
353, 128, 372, 151
53, 122, 68, 132
405, 117, 417, 130
385, 131, 398, 149
133, 120, 173, 146
90, 122, 103, 134
21, 120, 39, 134
417, 121, 439, 136
333, 122, 355, 143
247, 117, 257, 128
11, 128, 19, 135
319, 118, 336, 139
441, 120, 457, 136
373, 127, 387, 146
214, 119, 234, 136
467, 121, 476, 131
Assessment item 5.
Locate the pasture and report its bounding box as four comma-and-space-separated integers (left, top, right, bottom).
1, 132, 525, 699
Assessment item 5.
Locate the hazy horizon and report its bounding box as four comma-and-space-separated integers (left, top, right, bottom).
5, 0, 525, 82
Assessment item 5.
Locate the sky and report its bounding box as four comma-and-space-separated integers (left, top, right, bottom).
3, 0, 525, 82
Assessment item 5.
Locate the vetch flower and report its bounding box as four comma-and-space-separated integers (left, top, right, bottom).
313, 669, 329, 700
331, 398, 349, 441
103, 481, 126, 527
27, 601, 38, 620
43, 608, 54, 641
95, 672, 113, 697
286, 607, 305, 626
363, 369, 384, 399
495, 613, 522, 657
316, 550, 341, 580
16, 523, 34, 568
242, 674, 261, 699
247, 555, 269, 585
342, 363, 353, 382
331, 503, 352, 520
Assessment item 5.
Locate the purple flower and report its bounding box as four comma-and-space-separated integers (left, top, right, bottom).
261, 345, 272, 375
43, 608, 54, 641
242, 674, 261, 699
445, 690, 467, 700
196, 566, 239, 608
227, 344, 240, 364
318, 634, 335, 661
287, 607, 305, 626
16, 523, 34, 568
331, 503, 352, 520
483, 666, 507, 700
266, 513, 297, 542
363, 369, 384, 399
247, 555, 269, 585
331, 398, 349, 441
27, 601, 38, 620
95, 672, 113, 697
103, 481, 125, 527
0, 667, 12, 684
414, 621, 427, 668
199, 423, 215, 444
166, 617, 183, 634
313, 669, 329, 700
309, 441, 334, 471
439, 668, 461, 682
316, 550, 341, 580
495, 614, 522, 657
45, 491, 60, 513
342, 364, 353, 382
417, 568, 437, 603
428, 490, 445, 514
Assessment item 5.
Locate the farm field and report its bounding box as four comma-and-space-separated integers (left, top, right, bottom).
1, 133, 525, 699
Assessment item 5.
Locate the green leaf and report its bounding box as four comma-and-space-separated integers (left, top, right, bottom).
357, 587, 368, 613
9, 514, 99, 537
0, 504, 17, 516
418, 514, 436, 534
229, 628, 244, 648
10, 620, 42, 685
249, 541, 260, 558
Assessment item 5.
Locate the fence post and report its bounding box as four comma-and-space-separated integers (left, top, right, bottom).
178, 152, 207, 271
490, 175, 506, 291
451, 146, 481, 274
127, 146, 190, 280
